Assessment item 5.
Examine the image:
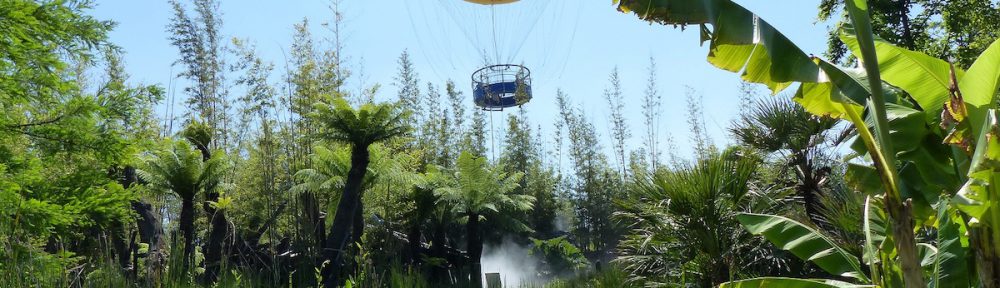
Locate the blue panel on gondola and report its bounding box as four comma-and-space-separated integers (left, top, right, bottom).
473, 81, 531, 109
471, 64, 533, 111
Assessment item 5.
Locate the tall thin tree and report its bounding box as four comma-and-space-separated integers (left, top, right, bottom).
604, 67, 630, 178
641, 57, 663, 170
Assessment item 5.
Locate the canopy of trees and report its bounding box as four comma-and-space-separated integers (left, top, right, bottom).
4, 0, 1000, 287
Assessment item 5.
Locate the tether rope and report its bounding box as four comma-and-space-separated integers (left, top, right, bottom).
489, 109, 496, 162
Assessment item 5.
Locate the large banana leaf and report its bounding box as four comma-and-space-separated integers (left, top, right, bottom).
953, 110, 1000, 219
840, 29, 963, 123
862, 196, 885, 266
719, 277, 872, 288
849, 102, 956, 219
793, 59, 868, 119
617, 0, 826, 97
932, 196, 971, 288
959, 39, 1000, 139
851, 103, 927, 154
736, 213, 869, 282
616, 0, 900, 192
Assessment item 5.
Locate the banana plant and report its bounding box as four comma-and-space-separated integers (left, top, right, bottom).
615, 0, 1000, 286
726, 195, 969, 288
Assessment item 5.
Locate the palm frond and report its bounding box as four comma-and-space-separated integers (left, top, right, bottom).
731, 95, 836, 153
614, 148, 796, 285
310, 98, 411, 147
137, 139, 229, 201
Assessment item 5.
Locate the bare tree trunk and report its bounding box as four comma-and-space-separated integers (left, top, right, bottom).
128, 231, 139, 279
191, 141, 229, 284
898, 0, 915, 49
971, 224, 1000, 288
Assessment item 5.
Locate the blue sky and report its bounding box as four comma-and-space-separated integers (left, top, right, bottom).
90, 0, 834, 163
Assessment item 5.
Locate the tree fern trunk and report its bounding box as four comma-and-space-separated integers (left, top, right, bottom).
300, 191, 325, 255
406, 223, 422, 264
352, 197, 364, 246
322, 144, 370, 288
794, 152, 824, 226
191, 141, 228, 284
180, 197, 196, 272
131, 200, 163, 281
203, 208, 228, 283
430, 215, 448, 283
467, 212, 483, 288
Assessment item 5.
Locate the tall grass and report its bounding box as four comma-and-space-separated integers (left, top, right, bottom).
541, 267, 635, 288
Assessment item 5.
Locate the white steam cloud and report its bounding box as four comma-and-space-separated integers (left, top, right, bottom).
479, 240, 544, 287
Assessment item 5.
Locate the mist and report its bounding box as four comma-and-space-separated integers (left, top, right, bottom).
479, 240, 544, 287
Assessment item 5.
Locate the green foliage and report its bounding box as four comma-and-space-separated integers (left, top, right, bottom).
555, 91, 624, 258
931, 196, 971, 288
616, 0, 1000, 286
529, 236, 589, 277
435, 151, 533, 222
292, 143, 418, 220
640, 57, 665, 171
182, 120, 213, 151
818, 0, 1000, 68
719, 277, 870, 288
543, 266, 636, 288
603, 67, 630, 176
168, 0, 226, 138
731, 95, 835, 153
498, 109, 561, 239
0, 1, 166, 285
736, 213, 867, 281
19, 0, 1000, 286
311, 98, 410, 148
0, 0, 112, 109
615, 148, 795, 286
138, 140, 228, 201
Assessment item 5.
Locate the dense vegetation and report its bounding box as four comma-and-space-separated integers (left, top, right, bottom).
3, 0, 1000, 287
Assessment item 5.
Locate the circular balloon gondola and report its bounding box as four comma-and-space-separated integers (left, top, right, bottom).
407, 0, 578, 111
472, 64, 531, 111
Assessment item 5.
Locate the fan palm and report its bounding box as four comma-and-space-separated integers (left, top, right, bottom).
615, 148, 795, 287
137, 139, 228, 272
310, 98, 409, 287
434, 151, 534, 288
730, 95, 837, 225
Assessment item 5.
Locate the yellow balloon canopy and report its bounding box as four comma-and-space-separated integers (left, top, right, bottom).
463, 0, 520, 5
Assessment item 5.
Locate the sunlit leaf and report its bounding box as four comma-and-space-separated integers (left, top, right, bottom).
931, 196, 972, 288
737, 213, 869, 282
841, 29, 962, 122
720, 277, 871, 288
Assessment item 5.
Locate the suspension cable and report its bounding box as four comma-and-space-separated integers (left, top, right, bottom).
489, 110, 496, 162
491, 4, 500, 65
